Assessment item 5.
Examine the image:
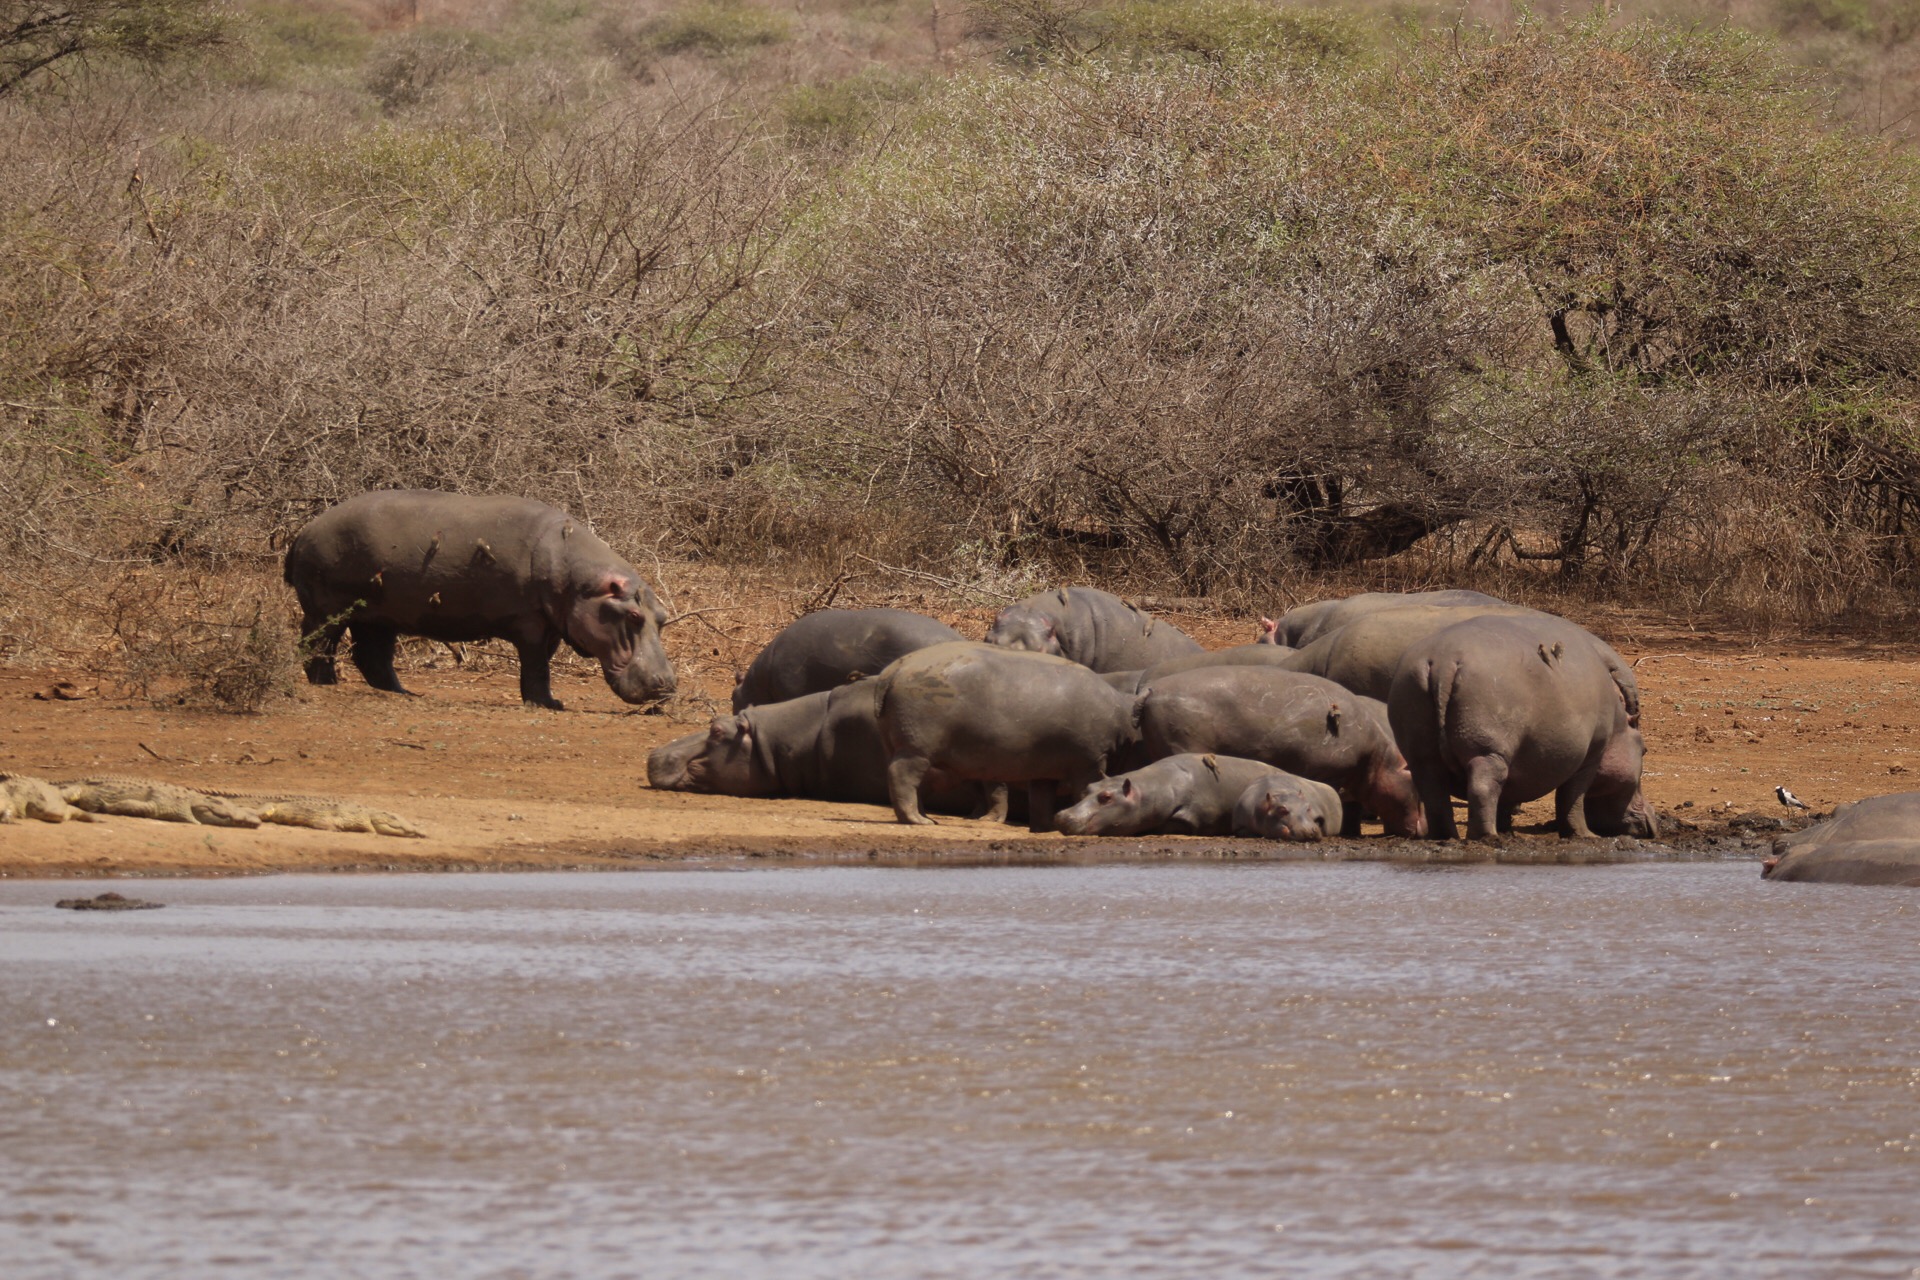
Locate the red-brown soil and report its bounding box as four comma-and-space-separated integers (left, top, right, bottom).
4, 606, 1917, 877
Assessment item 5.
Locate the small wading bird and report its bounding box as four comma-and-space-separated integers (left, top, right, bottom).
1776, 785, 1811, 811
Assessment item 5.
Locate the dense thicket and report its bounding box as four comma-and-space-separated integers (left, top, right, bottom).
4, 0, 1920, 669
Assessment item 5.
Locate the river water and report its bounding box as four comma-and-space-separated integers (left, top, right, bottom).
1, 864, 1915, 1278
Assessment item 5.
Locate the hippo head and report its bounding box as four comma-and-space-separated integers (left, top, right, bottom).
1368, 752, 1429, 839
1055, 775, 1146, 836
984, 606, 1062, 657
646, 714, 776, 796
1585, 724, 1660, 838
1246, 782, 1327, 843
566, 574, 676, 704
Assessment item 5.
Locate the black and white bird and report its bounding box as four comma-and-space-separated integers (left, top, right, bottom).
1776, 785, 1811, 811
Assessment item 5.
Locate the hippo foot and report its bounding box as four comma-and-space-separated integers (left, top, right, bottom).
523, 697, 565, 711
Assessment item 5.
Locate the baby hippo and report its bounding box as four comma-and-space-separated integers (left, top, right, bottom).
1233, 773, 1343, 842
1056, 754, 1282, 837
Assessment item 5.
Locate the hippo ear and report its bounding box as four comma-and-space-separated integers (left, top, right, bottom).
733, 714, 753, 745
1121, 777, 1136, 798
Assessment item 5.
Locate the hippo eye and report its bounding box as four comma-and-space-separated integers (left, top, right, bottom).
1098, 790, 1114, 804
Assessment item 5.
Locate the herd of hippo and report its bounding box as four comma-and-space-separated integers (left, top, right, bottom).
282, 491, 1917, 886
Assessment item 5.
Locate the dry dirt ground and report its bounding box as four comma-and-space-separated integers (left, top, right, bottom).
4, 606, 1918, 878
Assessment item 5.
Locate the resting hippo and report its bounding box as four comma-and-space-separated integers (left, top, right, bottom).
1262, 589, 1506, 648
649, 678, 983, 815
1129, 667, 1425, 837
986, 587, 1202, 672
1102, 643, 1300, 695
732, 608, 962, 711
286, 490, 673, 709
1233, 773, 1344, 842
1764, 794, 1920, 886
1388, 614, 1657, 841
1056, 754, 1283, 837
876, 642, 1145, 830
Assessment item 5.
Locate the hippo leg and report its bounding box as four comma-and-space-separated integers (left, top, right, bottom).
888, 755, 935, 825
515, 635, 564, 711
970, 782, 1010, 823
1554, 764, 1601, 839
299, 612, 345, 685
1415, 772, 1457, 841
347, 623, 412, 695
1339, 795, 1362, 838
1496, 798, 1519, 834
1463, 755, 1509, 841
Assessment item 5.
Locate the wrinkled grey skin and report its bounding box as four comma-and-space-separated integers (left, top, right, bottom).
1764, 793, 1920, 886
1278, 605, 1536, 701
1232, 773, 1344, 843
1280, 604, 1641, 719
1102, 643, 1300, 695
1056, 754, 1282, 837
648, 678, 983, 815
986, 587, 1202, 673
1262, 590, 1507, 648
877, 642, 1146, 831
1128, 667, 1425, 837
287, 491, 674, 710
732, 608, 962, 712
1388, 615, 1658, 841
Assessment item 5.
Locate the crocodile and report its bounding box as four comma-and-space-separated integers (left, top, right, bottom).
1, 774, 98, 824
44, 776, 426, 838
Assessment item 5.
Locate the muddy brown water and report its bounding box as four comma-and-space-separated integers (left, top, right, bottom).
2, 864, 1916, 1278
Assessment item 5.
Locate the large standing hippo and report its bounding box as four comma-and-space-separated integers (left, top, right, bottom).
876, 642, 1146, 830
985, 587, 1202, 672
1233, 772, 1345, 842
1102, 643, 1300, 695
1279, 604, 1640, 718
732, 608, 962, 711
1129, 667, 1425, 837
1055, 754, 1286, 837
1764, 794, 1920, 886
1388, 614, 1657, 841
285, 490, 674, 710
1262, 589, 1506, 648
648, 678, 983, 815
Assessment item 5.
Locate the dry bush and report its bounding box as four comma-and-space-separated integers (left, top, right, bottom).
93, 570, 301, 711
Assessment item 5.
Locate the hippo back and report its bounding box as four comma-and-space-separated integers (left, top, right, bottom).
733, 608, 962, 711
1271, 589, 1506, 648
1766, 793, 1920, 885
986, 587, 1202, 672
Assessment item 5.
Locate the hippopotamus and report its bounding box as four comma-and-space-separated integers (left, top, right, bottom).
1128, 667, 1425, 837
985, 587, 1202, 672
732, 608, 962, 711
648, 678, 984, 815
1278, 604, 1640, 719
1764, 793, 1920, 886
286, 490, 674, 710
876, 642, 1146, 830
1101, 643, 1300, 695
1233, 772, 1345, 842
1387, 614, 1657, 841
1261, 589, 1506, 648
1055, 754, 1284, 837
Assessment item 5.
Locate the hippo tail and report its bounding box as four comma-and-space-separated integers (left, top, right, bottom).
1426, 656, 1459, 745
